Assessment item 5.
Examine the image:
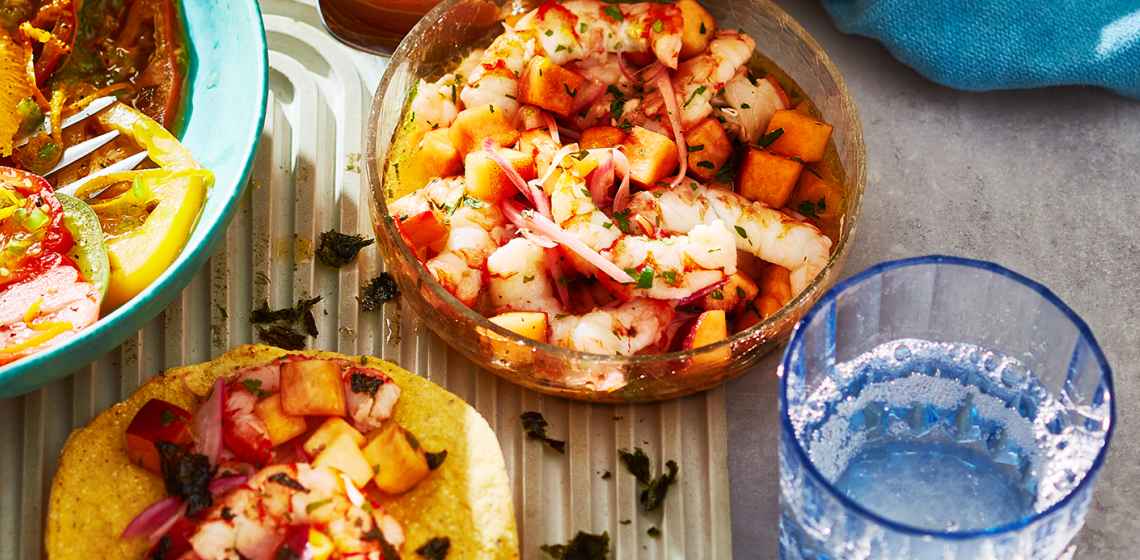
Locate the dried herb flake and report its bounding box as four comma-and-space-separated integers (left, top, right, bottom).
520, 411, 566, 454
316, 230, 374, 268
540, 531, 610, 560
416, 537, 451, 559
360, 273, 400, 311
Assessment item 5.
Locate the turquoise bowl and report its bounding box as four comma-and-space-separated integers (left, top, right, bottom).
0, 0, 269, 397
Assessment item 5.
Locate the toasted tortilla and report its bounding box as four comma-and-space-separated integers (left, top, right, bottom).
46, 344, 518, 559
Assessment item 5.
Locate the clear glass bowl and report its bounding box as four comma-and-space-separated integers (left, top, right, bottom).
365, 0, 867, 402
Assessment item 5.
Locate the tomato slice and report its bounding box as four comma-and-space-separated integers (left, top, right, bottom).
0, 263, 100, 365
0, 166, 74, 290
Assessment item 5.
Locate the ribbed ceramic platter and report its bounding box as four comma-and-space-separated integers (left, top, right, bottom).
0, 1, 732, 558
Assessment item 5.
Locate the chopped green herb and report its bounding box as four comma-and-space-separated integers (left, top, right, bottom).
541, 532, 610, 560
602, 222, 614, 229
734, 225, 749, 240
564, 83, 578, 97
619, 519, 631, 525
579, 22, 588, 33
545, 29, 554, 37
360, 273, 400, 311
647, 526, 661, 538
350, 371, 383, 396
710, 289, 724, 300
619, 448, 679, 512
555, 44, 568, 52
416, 537, 451, 560
687, 144, 704, 152
268, 472, 308, 492
603, 5, 623, 21
756, 128, 784, 148
617, 121, 633, 131
612, 209, 633, 234
523, 274, 536, 283
736, 286, 747, 300
241, 378, 270, 398
652, 19, 664, 33
660, 270, 679, 286
683, 85, 707, 108
520, 411, 566, 453
699, 21, 707, 34
160, 409, 176, 427
306, 498, 332, 514
740, 102, 751, 109
635, 267, 654, 289
489, 104, 495, 113
220, 507, 235, 521
797, 197, 827, 218
252, 296, 321, 350
426, 450, 448, 470
696, 160, 715, 169
316, 230, 374, 268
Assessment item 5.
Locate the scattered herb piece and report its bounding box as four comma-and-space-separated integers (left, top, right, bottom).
556, 44, 568, 52
611, 209, 633, 234
682, 85, 707, 108
734, 225, 749, 240
603, 5, 623, 21
756, 128, 784, 148
652, 19, 664, 33
647, 526, 661, 538
660, 270, 678, 286
520, 411, 567, 453
350, 371, 383, 396
360, 273, 400, 311
545, 29, 554, 37
416, 537, 451, 559
699, 21, 706, 34
316, 230, 374, 268
740, 102, 751, 109
687, 144, 704, 152
601, 470, 612, 480
618, 447, 680, 512
269, 472, 308, 492
251, 296, 321, 350
241, 378, 270, 398
797, 197, 827, 218
306, 498, 332, 514
696, 160, 715, 169
635, 267, 654, 289
710, 289, 724, 300
617, 121, 633, 131
619, 519, 631, 526
220, 507, 235, 521
579, 22, 588, 33
540, 531, 610, 560
426, 450, 449, 470
736, 286, 747, 300
156, 442, 213, 516
160, 409, 176, 427
363, 527, 402, 559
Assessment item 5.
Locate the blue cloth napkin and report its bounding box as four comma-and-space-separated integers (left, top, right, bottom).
821, 0, 1140, 98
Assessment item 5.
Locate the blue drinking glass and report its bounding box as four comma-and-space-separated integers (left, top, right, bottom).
778, 256, 1115, 559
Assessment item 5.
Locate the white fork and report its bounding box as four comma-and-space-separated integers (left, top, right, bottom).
18, 96, 151, 195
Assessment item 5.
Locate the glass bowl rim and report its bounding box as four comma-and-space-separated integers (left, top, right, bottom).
365, 0, 868, 367
778, 254, 1117, 541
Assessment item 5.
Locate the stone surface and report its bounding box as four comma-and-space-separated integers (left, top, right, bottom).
727, 1, 1140, 558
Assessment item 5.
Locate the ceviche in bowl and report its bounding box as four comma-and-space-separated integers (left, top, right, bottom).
367, 0, 865, 401
0, 0, 267, 396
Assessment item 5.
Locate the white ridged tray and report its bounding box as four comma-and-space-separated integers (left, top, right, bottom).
0, 1, 732, 558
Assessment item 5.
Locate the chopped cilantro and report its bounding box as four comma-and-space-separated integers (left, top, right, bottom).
740, 102, 751, 109
520, 411, 566, 453
541, 532, 610, 559
736, 286, 747, 300
710, 289, 724, 300
160, 409, 176, 427
360, 273, 400, 311
687, 144, 705, 152
635, 267, 654, 289
696, 160, 715, 169
545, 29, 553, 37
683, 85, 707, 108
660, 270, 679, 286
555, 44, 568, 52
416, 537, 451, 559
241, 378, 269, 398
734, 225, 749, 240
564, 83, 577, 97
603, 5, 622, 21
316, 230, 374, 267
612, 209, 633, 233
797, 197, 827, 218
652, 19, 664, 33
756, 128, 784, 148
268, 472, 308, 492
350, 371, 384, 395
579, 22, 588, 33
306, 498, 332, 514
699, 21, 707, 34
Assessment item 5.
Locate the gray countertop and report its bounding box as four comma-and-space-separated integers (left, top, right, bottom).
726, 1, 1140, 557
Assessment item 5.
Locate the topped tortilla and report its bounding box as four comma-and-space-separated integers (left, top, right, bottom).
46, 344, 518, 559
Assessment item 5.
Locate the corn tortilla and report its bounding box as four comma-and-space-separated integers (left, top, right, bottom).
46, 344, 518, 559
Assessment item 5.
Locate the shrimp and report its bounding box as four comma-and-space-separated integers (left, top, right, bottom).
189, 464, 389, 559
222, 385, 272, 465
608, 219, 738, 300
390, 177, 509, 306
487, 237, 564, 313
341, 364, 401, 432
626, 184, 831, 294
515, 1, 683, 69
550, 298, 674, 355
671, 31, 755, 130
719, 73, 787, 142
410, 73, 461, 129
547, 157, 621, 261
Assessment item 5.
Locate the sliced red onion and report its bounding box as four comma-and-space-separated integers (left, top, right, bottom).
641, 62, 665, 83
193, 378, 225, 466
543, 112, 560, 145
514, 202, 635, 284
675, 278, 728, 307
502, 199, 557, 247
208, 474, 249, 497
588, 151, 614, 207
533, 144, 577, 191
148, 505, 186, 544
483, 138, 535, 205
611, 149, 633, 213
121, 496, 181, 539
655, 72, 688, 188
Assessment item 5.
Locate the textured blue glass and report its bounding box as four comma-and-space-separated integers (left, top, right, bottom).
779, 256, 1114, 559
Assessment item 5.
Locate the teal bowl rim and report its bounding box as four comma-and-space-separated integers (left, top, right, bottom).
0, 1, 270, 398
